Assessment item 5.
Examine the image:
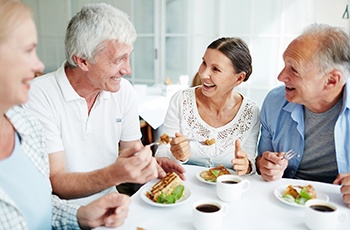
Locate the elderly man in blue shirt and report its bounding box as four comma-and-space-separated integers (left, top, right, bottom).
256, 23, 350, 208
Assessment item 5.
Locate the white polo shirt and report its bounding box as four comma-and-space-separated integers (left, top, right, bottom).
25, 64, 141, 205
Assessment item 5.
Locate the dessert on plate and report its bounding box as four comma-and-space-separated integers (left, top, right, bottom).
146, 172, 184, 204
282, 184, 317, 205
200, 164, 231, 182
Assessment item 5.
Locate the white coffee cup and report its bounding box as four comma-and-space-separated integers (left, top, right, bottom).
304, 199, 348, 230
193, 200, 227, 230
216, 175, 250, 202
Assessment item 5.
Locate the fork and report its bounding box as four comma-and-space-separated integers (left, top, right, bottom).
186, 138, 211, 145
281, 149, 296, 161
148, 141, 162, 147
148, 138, 210, 147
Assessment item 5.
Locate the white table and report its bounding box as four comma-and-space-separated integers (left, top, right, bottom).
97, 165, 350, 230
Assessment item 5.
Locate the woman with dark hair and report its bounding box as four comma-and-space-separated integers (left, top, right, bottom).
156, 37, 260, 175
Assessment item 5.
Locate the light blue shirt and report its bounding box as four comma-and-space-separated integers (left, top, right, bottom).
0, 133, 51, 229
0, 106, 80, 229
258, 83, 350, 178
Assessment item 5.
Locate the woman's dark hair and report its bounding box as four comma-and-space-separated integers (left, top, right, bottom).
207, 37, 252, 81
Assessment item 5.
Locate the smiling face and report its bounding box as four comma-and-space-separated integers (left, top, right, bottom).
83, 40, 133, 93
198, 48, 243, 98
0, 16, 44, 111
277, 38, 328, 108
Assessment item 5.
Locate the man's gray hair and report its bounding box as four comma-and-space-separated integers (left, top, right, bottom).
299, 23, 350, 80
65, 3, 137, 68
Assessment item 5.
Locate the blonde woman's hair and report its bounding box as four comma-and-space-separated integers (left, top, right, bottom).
0, 0, 31, 44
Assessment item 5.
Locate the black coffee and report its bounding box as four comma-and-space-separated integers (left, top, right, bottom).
196, 204, 220, 213
310, 205, 335, 212
221, 180, 238, 184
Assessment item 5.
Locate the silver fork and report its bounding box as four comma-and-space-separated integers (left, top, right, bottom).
148, 141, 162, 147
186, 138, 212, 146
281, 149, 296, 161
134, 141, 162, 155
148, 138, 211, 147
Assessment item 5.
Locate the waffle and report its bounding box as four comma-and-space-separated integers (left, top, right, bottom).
147, 172, 183, 202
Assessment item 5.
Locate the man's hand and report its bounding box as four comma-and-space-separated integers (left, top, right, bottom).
333, 173, 350, 208
156, 157, 186, 180
111, 145, 158, 185
256, 151, 288, 181
77, 193, 130, 228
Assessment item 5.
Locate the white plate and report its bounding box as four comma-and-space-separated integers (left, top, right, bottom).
196, 168, 236, 185
274, 184, 329, 208
140, 183, 191, 207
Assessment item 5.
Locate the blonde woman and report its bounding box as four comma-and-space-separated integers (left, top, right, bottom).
0, 1, 129, 228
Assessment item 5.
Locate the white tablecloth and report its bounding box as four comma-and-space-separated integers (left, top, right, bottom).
97, 165, 350, 230
136, 94, 170, 130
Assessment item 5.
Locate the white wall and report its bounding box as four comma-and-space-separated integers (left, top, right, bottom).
23, 0, 350, 107
187, 0, 349, 107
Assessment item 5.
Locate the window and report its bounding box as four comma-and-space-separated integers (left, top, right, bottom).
24, 0, 349, 107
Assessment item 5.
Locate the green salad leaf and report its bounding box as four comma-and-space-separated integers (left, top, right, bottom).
156, 185, 185, 204
165, 194, 175, 203
173, 185, 184, 200
299, 187, 312, 200
282, 194, 295, 203
211, 170, 220, 177
156, 193, 165, 203
282, 185, 314, 205
295, 196, 308, 205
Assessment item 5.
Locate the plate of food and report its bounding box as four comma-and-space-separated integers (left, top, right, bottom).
196, 164, 236, 185
274, 184, 329, 208
141, 172, 191, 207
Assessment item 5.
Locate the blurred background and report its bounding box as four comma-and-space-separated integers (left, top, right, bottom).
23, 0, 349, 108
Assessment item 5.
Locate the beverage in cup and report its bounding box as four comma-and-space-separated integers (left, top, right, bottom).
304, 199, 348, 230
193, 200, 227, 230
216, 175, 250, 202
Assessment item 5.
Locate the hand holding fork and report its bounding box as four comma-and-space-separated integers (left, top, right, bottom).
281, 149, 296, 161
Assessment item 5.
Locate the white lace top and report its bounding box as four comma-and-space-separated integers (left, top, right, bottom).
155, 87, 260, 171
